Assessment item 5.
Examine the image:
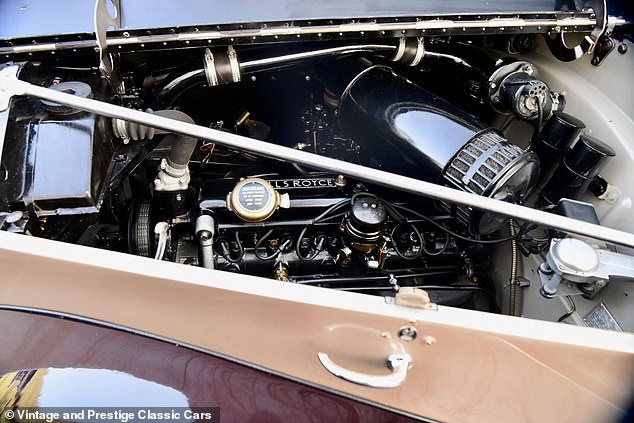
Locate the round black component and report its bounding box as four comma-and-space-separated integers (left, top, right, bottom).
498, 72, 549, 120
539, 135, 615, 206
536, 112, 586, 150
41, 81, 93, 115
344, 194, 387, 252
532, 111, 585, 185
239, 181, 271, 211
511, 35, 537, 53
564, 134, 616, 177
588, 176, 608, 197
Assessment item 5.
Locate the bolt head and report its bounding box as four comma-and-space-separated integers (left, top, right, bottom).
398, 326, 418, 342
423, 336, 436, 345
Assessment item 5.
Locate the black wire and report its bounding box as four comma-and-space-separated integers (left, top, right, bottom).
314, 199, 350, 223
233, 231, 244, 261
534, 99, 544, 132
254, 229, 281, 260
317, 211, 347, 223
420, 230, 450, 256
392, 204, 523, 244
296, 227, 323, 261
557, 296, 576, 322
390, 222, 423, 260
217, 231, 244, 263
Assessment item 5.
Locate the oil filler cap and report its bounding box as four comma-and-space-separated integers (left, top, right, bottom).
41, 81, 93, 115
228, 178, 289, 222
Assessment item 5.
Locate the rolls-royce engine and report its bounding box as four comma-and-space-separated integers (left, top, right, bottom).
1, 36, 622, 314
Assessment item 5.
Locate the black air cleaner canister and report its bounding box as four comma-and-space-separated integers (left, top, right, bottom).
338, 65, 539, 235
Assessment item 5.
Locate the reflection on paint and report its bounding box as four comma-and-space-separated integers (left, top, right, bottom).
0, 368, 189, 414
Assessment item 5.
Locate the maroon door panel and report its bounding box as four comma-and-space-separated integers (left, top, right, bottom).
0, 309, 421, 422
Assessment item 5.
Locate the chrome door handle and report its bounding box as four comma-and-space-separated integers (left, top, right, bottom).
317, 352, 411, 388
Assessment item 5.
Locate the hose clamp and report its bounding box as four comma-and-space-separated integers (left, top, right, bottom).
228, 46, 241, 83
204, 48, 219, 86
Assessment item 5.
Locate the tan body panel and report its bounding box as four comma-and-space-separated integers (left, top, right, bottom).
1, 232, 633, 422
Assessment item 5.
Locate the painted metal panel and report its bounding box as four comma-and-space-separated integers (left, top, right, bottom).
0, 310, 418, 422
0, 0, 572, 40
0, 231, 633, 422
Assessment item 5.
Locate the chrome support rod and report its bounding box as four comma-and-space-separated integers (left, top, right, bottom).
1, 65, 634, 247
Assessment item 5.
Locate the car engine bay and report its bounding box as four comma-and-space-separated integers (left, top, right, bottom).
1, 32, 633, 329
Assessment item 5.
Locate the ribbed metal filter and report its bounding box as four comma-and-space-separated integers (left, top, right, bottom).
445, 130, 524, 195
443, 130, 537, 233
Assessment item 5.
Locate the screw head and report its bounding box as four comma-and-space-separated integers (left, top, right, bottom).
618, 43, 628, 54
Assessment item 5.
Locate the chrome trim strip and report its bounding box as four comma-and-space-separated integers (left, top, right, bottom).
0, 15, 596, 56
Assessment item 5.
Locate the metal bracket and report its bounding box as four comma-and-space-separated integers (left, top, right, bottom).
94, 0, 123, 92
0, 66, 23, 111
590, 18, 618, 66
544, 0, 606, 62
539, 238, 634, 297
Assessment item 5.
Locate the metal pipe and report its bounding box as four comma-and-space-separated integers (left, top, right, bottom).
196, 215, 215, 270
200, 237, 214, 269
239, 44, 396, 71
155, 43, 397, 106
2, 66, 634, 247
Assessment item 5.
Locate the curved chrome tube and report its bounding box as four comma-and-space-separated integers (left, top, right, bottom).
240, 44, 396, 71
155, 43, 398, 107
